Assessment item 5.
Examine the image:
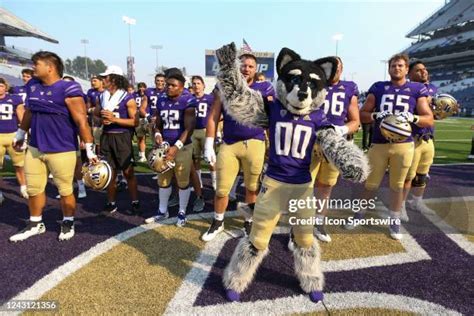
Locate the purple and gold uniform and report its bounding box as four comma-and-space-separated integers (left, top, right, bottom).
310, 80, 359, 186
192, 93, 214, 158
99, 91, 136, 171
10, 86, 27, 103
100, 91, 134, 133
145, 87, 165, 116
86, 88, 103, 143
0, 94, 25, 168
24, 78, 85, 196
132, 91, 149, 138
250, 99, 331, 250
156, 93, 197, 188
216, 81, 275, 197
406, 83, 438, 183
365, 81, 429, 191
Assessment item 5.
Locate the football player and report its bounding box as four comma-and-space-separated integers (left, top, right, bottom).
0, 77, 27, 202
86, 76, 105, 154
145, 70, 197, 227
62, 76, 87, 199
10, 68, 33, 103
201, 52, 275, 241
191, 75, 217, 190
94, 66, 140, 217
133, 82, 149, 162
402, 60, 438, 216
309, 57, 360, 242
351, 53, 434, 240
9, 51, 97, 242
145, 73, 166, 118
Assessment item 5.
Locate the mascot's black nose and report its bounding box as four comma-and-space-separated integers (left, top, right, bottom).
297, 90, 308, 101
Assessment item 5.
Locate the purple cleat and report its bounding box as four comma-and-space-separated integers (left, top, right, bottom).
225, 289, 240, 302
309, 291, 324, 303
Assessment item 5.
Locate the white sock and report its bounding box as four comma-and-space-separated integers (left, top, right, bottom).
63, 216, 74, 222
211, 171, 217, 182
30, 215, 42, 222
159, 186, 172, 214
230, 175, 240, 197
140, 151, 145, 158
196, 170, 202, 188
77, 180, 85, 189
179, 187, 191, 214
390, 210, 400, 219
412, 195, 422, 204
315, 214, 325, 226
20, 185, 27, 191
215, 212, 224, 221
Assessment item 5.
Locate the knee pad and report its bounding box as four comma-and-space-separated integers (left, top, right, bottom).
412, 173, 427, 188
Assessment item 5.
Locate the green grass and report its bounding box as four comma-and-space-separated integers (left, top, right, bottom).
1, 118, 473, 177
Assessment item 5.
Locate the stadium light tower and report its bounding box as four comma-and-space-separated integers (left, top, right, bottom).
81, 39, 89, 79
151, 44, 163, 73
332, 33, 343, 56
122, 15, 136, 84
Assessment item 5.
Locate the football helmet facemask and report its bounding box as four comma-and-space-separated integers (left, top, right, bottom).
148, 142, 175, 174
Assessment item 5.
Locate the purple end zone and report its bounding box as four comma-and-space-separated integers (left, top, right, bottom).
193, 165, 474, 314
0, 174, 221, 303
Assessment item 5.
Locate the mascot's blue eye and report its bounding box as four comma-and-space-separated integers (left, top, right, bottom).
291, 76, 302, 85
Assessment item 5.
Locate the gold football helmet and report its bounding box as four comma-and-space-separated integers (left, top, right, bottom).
82, 160, 112, 191
380, 114, 412, 143
148, 142, 175, 174
432, 93, 459, 120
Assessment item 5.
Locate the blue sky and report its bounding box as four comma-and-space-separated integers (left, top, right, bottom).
3, 0, 444, 90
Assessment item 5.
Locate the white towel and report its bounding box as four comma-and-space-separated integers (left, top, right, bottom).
101, 89, 128, 112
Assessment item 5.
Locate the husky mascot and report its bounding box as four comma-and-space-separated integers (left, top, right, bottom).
215, 42, 370, 303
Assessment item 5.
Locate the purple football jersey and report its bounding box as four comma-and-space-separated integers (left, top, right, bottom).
368, 81, 429, 144
145, 87, 165, 115
156, 92, 197, 145
100, 91, 134, 133
26, 78, 84, 152
266, 100, 331, 184
132, 91, 145, 108
222, 80, 275, 144
86, 88, 102, 107
195, 93, 214, 129
0, 94, 23, 133
413, 82, 437, 137
322, 80, 358, 126
10, 86, 28, 103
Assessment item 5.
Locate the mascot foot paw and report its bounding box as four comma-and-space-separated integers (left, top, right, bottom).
225, 289, 241, 302
309, 291, 324, 303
